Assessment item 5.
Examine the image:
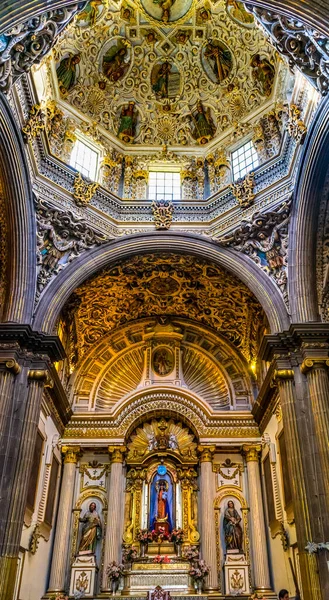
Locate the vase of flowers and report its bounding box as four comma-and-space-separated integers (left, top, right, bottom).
171, 528, 184, 557
106, 561, 124, 595
122, 546, 138, 569
137, 529, 151, 557
189, 559, 210, 594
183, 545, 200, 562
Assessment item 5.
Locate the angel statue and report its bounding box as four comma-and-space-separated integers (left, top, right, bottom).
168, 433, 178, 450
148, 432, 158, 451
153, 0, 176, 23
191, 101, 216, 145
102, 39, 130, 82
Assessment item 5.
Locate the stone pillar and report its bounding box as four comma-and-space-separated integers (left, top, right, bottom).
243, 445, 272, 594
301, 357, 329, 509
0, 367, 53, 600
48, 446, 80, 593
198, 446, 218, 590
102, 446, 126, 591
273, 368, 322, 600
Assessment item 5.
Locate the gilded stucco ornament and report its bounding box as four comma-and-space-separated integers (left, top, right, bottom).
22, 104, 46, 142
73, 172, 99, 207
0, 3, 86, 93
152, 199, 174, 229
70, 253, 264, 362
287, 104, 307, 144
127, 419, 197, 462
230, 172, 255, 208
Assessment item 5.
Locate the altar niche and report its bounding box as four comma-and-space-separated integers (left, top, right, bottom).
123, 418, 200, 548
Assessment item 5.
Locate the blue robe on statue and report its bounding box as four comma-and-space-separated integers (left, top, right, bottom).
149, 473, 173, 532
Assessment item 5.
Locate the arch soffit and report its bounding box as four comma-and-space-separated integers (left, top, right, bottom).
289, 96, 329, 322
33, 233, 290, 335
72, 317, 253, 405
0, 93, 36, 323
83, 386, 259, 439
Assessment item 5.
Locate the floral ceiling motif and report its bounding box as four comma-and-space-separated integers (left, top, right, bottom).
68, 252, 265, 362
48, 0, 284, 149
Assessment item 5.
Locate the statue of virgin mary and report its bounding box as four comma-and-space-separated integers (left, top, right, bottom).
149, 473, 173, 532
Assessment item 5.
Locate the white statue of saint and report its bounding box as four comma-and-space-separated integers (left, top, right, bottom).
168, 433, 178, 450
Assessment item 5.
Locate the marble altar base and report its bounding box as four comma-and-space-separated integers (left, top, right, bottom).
223, 553, 250, 595
70, 553, 98, 597
122, 561, 193, 595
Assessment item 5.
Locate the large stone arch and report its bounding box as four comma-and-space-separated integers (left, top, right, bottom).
288, 96, 329, 322
1, 1, 329, 37
0, 93, 36, 323
32, 233, 290, 335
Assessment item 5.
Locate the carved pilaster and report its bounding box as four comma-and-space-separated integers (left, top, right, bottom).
198, 446, 217, 589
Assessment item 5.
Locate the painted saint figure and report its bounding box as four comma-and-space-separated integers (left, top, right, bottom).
152, 0, 176, 22
102, 40, 130, 82
223, 500, 243, 552
251, 54, 275, 97
77, 0, 103, 26
56, 53, 80, 93
118, 102, 137, 143
78, 502, 102, 554
191, 101, 216, 145
152, 62, 171, 99
204, 41, 232, 83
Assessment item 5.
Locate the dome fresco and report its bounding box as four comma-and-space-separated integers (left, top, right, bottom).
46, 0, 288, 151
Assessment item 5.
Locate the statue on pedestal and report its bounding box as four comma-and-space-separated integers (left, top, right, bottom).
223, 500, 243, 552
78, 502, 102, 554
150, 471, 173, 534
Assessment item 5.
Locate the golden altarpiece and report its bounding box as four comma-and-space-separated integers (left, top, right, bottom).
48, 318, 279, 600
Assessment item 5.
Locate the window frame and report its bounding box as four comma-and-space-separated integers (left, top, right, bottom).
148, 167, 181, 202
231, 139, 259, 182
69, 134, 100, 182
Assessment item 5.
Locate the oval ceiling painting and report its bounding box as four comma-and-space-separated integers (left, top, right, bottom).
139, 0, 193, 24
201, 39, 233, 84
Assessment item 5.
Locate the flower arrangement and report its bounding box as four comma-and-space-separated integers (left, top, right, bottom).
137, 528, 153, 543
183, 545, 200, 562
170, 528, 184, 544
157, 526, 170, 542
122, 546, 138, 564
189, 559, 210, 581
106, 561, 124, 581
153, 555, 171, 564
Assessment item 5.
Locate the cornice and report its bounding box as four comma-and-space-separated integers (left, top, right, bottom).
260, 323, 329, 362
0, 324, 65, 362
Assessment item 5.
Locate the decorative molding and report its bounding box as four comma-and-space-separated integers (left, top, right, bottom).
0, 3, 86, 93
152, 199, 174, 230
287, 105, 307, 144
73, 173, 99, 207
35, 197, 107, 301
230, 173, 255, 209
246, 5, 329, 95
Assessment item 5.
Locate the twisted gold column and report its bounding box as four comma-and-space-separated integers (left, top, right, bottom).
102, 446, 126, 591
198, 446, 218, 590
48, 447, 80, 593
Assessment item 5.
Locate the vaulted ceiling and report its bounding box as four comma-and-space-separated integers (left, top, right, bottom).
40, 0, 289, 153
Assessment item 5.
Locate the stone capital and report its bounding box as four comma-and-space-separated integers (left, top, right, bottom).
62, 445, 81, 464
271, 368, 295, 387
28, 369, 53, 387
243, 444, 262, 462
108, 445, 126, 463
301, 357, 329, 374
198, 445, 216, 462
